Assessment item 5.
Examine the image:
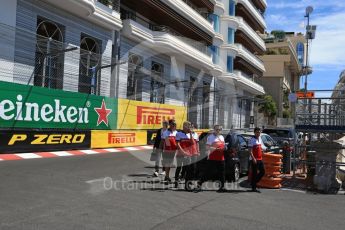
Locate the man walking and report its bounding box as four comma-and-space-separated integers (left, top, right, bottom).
175, 121, 193, 188
249, 127, 266, 193
162, 120, 178, 182
152, 121, 168, 177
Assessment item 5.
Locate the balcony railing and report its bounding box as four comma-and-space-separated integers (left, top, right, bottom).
237, 0, 266, 29
237, 17, 265, 50
237, 43, 264, 66
249, 0, 265, 18
181, 0, 209, 19
121, 10, 210, 56
97, 0, 120, 12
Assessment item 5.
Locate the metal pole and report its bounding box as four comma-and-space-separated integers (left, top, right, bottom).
304, 13, 310, 94
239, 99, 242, 129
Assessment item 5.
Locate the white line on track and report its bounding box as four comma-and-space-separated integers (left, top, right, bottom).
103, 148, 120, 152
15, 153, 42, 159
141, 146, 153, 149
79, 150, 98, 154
280, 188, 307, 194
51, 151, 73, 156
124, 147, 139, 151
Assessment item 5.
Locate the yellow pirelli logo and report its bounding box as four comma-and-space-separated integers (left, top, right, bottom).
137, 106, 175, 125
108, 133, 136, 144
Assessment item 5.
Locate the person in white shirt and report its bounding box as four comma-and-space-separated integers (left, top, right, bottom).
248, 127, 266, 193
197, 125, 226, 192
161, 120, 178, 182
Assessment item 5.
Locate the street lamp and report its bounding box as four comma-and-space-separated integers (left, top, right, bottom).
304, 6, 316, 94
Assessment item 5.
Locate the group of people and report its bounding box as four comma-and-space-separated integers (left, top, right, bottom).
152, 120, 266, 193
152, 120, 199, 188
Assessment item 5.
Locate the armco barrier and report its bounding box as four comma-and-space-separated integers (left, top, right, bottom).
257, 153, 283, 189
0, 129, 91, 153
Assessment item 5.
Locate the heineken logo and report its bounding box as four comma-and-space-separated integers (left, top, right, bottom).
94, 99, 112, 126
0, 94, 90, 124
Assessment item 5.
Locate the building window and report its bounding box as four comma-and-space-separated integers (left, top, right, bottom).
188, 76, 198, 122
210, 46, 220, 64
229, 0, 236, 16
127, 54, 143, 101
228, 28, 235, 44
208, 14, 220, 33
202, 82, 210, 128
227, 56, 234, 73
296, 42, 304, 65
78, 34, 101, 95
35, 18, 65, 89
150, 62, 165, 103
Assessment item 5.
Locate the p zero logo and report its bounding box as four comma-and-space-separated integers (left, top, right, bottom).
137, 106, 175, 125
108, 133, 136, 144
0, 130, 90, 153
8, 134, 86, 145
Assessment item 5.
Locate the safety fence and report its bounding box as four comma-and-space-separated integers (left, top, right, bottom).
293, 91, 345, 193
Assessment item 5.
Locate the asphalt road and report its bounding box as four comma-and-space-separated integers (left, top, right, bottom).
1, 149, 345, 230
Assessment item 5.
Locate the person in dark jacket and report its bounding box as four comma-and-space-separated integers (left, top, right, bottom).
153, 121, 168, 177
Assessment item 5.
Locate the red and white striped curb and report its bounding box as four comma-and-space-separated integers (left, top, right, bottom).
0, 146, 153, 161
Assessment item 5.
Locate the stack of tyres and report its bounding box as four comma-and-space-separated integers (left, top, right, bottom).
257, 153, 283, 189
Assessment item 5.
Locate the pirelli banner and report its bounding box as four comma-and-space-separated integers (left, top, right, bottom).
117, 99, 188, 130
146, 129, 210, 146
0, 130, 91, 153
0, 81, 117, 130
91, 130, 147, 148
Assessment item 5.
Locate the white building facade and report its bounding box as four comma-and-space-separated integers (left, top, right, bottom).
0, 0, 267, 130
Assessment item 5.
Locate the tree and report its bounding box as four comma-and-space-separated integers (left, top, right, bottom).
257, 95, 277, 125
271, 30, 286, 40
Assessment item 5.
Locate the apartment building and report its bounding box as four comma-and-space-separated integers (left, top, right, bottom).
260, 32, 308, 120
0, 0, 267, 130
216, 0, 267, 128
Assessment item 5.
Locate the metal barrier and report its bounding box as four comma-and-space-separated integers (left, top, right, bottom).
293, 92, 345, 193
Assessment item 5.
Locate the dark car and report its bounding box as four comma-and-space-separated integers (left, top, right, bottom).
197, 131, 249, 182
262, 127, 300, 147
241, 132, 282, 154
224, 132, 251, 181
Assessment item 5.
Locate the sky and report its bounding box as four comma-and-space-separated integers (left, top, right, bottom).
265, 0, 345, 96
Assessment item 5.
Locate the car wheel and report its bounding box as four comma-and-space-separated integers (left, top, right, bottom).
185, 180, 194, 192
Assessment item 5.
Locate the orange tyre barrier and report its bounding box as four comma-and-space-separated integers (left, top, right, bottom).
262, 159, 283, 165
258, 153, 283, 189
265, 169, 281, 176
260, 177, 283, 182
258, 179, 282, 189
264, 165, 281, 170
263, 152, 283, 160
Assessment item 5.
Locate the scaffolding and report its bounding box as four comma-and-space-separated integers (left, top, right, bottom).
293, 90, 345, 193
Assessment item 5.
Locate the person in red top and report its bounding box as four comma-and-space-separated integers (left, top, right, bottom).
248, 127, 266, 193
175, 121, 193, 187
162, 120, 178, 182
188, 123, 200, 179
197, 125, 226, 192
